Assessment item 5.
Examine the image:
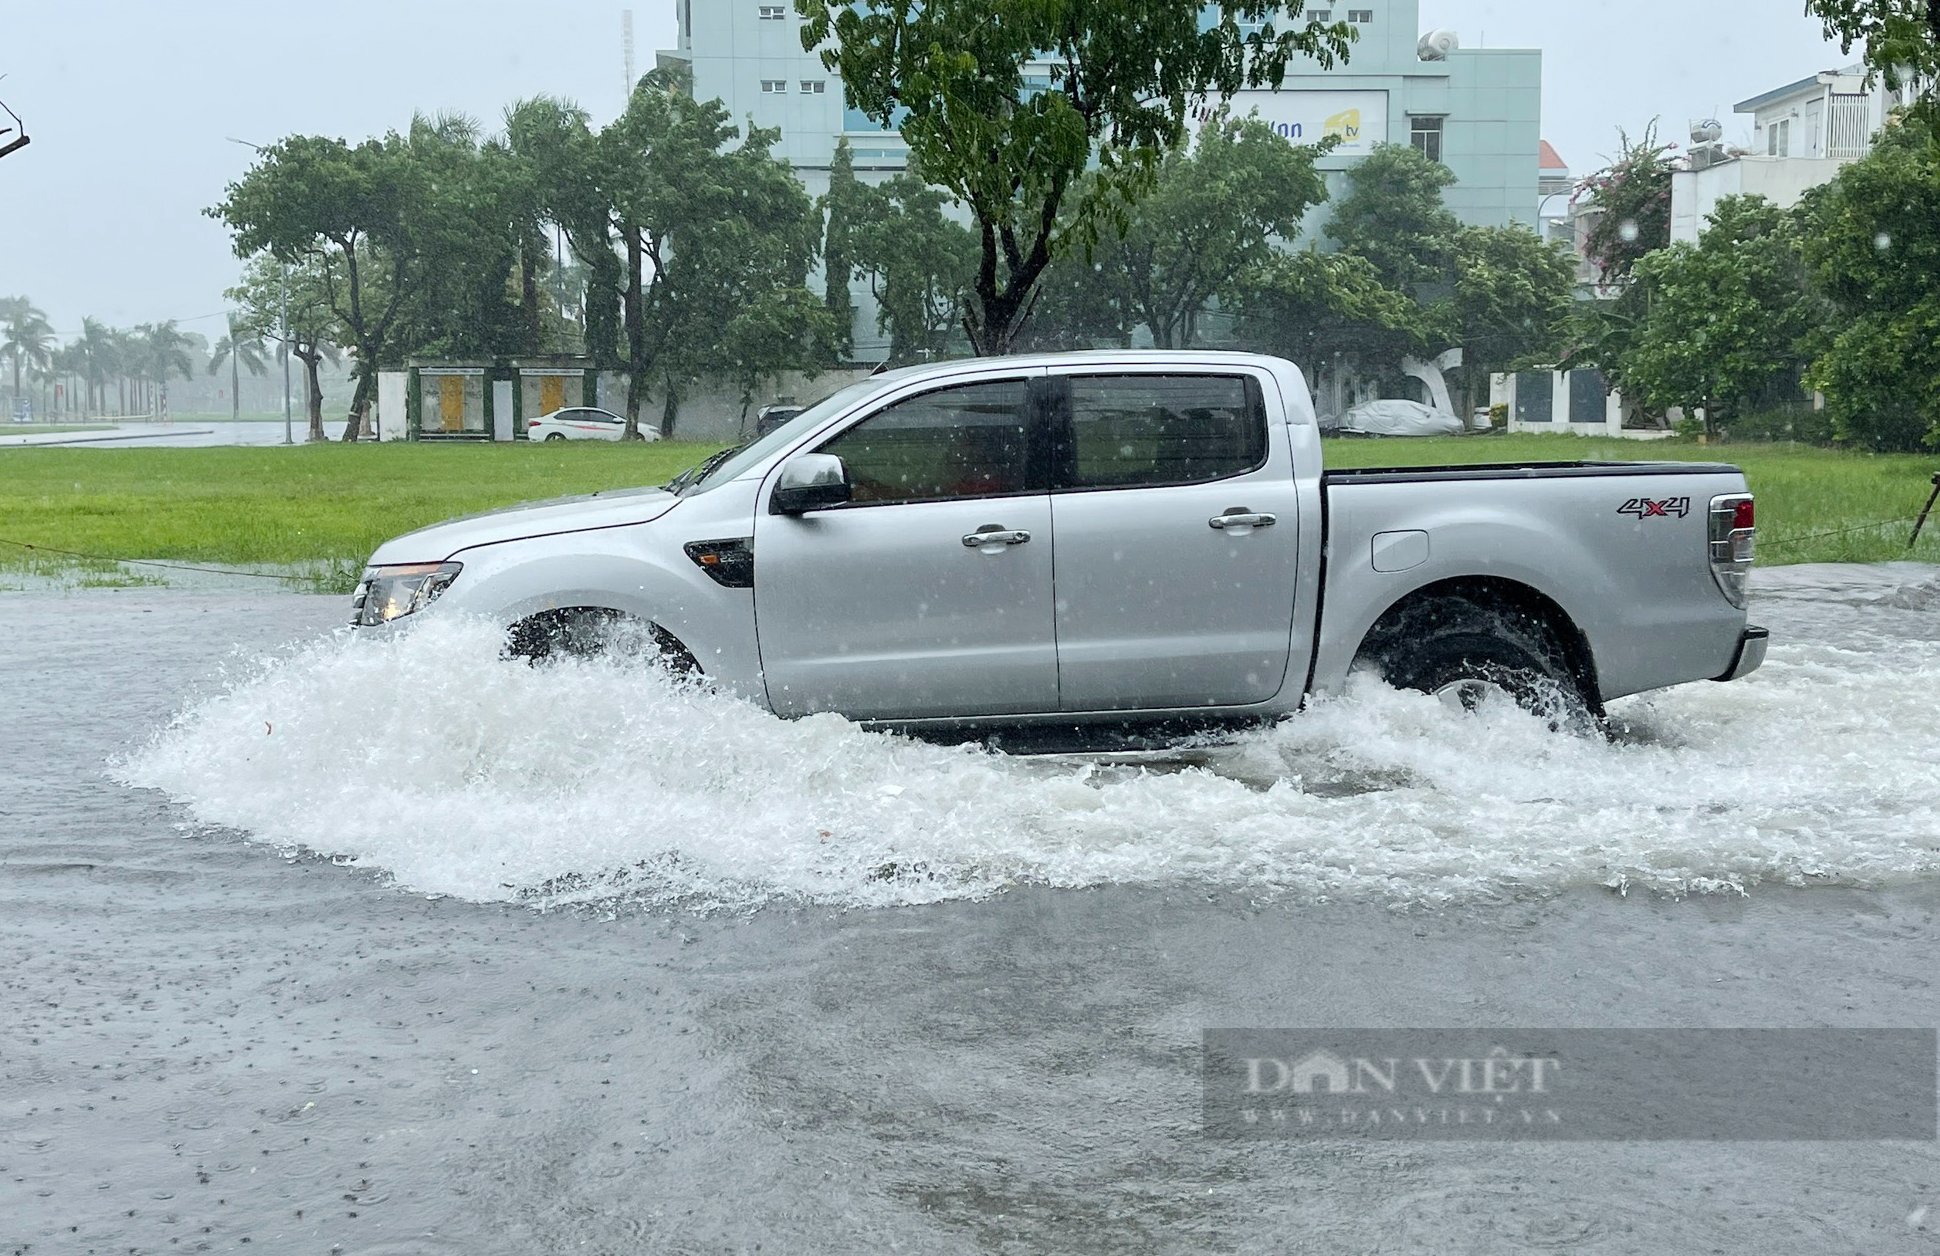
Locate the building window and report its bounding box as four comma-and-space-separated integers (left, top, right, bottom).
1306, 8, 1333, 20
1409, 115, 1444, 163
800, 80, 826, 94
1766, 118, 1791, 157
760, 79, 788, 94
757, 4, 786, 18
1347, 8, 1373, 21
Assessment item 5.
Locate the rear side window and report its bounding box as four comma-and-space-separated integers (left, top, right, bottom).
1062, 375, 1266, 489
819, 379, 1031, 505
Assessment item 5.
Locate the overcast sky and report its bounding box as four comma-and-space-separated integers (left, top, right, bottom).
1, 2, 1849, 339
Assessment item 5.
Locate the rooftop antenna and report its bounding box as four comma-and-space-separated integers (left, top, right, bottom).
622, 9, 636, 101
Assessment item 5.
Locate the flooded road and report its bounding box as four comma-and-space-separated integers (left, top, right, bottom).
4, 570, 1939, 1253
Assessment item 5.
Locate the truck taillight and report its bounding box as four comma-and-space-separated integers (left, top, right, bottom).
1708, 493, 1756, 609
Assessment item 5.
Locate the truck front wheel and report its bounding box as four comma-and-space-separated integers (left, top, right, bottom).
505, 607, 700, 674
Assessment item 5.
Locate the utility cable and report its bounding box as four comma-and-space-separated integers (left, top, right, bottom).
0, 537, 331, 580
1760, 518, 1925, 550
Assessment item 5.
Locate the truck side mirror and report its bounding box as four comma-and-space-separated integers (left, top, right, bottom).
770, 453, 852, 515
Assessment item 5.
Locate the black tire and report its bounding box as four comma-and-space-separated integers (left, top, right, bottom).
505, 607, 699, 674
1365, 599, 1593, 731
623, 430, 646, 442
543, 431, 567, 442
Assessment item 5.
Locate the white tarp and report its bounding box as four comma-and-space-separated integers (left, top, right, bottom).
1336, 399, 1467, 438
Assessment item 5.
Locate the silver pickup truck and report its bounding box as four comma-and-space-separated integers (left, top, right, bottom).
352, 352, 1766, 732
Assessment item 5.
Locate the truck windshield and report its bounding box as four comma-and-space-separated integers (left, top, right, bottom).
671, 377, 888, 496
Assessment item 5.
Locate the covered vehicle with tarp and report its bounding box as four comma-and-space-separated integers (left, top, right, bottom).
1325, 399, 1466, 438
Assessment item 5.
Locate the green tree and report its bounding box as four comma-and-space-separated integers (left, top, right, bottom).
821, 138, 860, 360
798, 0, 1354, 355
505, 95, 625, 366
0, 296, 53, 411
208, 314, 270, 423
390, 112, 532, 361
1324, 142, 1461, 295
211, 134, 414, 440
1451, 223, 1577, 413
1576, 125, 1677, 283
1231, 249, 1424, 399
848, 170, 979, 362
1093, 113, 1333, 348
718, 286, 844, 436
600, 70, 827, 436
227, 254, 344, 442
1016, 249, 1135, 351
1798, 122, 1940, 449
1619, 197, 1824, 433
1806, 0, 1940, 125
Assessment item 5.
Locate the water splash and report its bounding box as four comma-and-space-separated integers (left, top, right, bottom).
120, 598, 1940, 910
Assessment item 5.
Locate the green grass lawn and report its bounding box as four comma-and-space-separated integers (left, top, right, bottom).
0, 434, 1934, 592
0, 441, 717, 589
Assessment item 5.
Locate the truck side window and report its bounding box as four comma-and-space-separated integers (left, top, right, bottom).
819, 379, 1031, 505
1063, 375, 1265, 489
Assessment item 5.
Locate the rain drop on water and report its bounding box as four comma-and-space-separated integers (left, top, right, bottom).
1617, 219, 1641, 244
1875, 231, 1893, 252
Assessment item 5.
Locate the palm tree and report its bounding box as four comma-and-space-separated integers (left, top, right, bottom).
49, 342, 86, 416
208, 315, 269, 422
135, 321, 194, 419
110, 327, 142, 414
75, 318, 117, 416
0, 295, 54, 418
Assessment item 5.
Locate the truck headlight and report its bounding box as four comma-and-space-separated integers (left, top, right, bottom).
351, 562, 463, 626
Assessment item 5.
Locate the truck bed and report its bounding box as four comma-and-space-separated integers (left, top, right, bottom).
1322, 460, 1741, 485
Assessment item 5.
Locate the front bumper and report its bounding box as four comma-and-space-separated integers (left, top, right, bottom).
1712, 625, 1769, 682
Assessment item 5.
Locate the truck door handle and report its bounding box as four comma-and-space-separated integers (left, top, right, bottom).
1209, 511, 1277, 530
963, 527, 1031, 548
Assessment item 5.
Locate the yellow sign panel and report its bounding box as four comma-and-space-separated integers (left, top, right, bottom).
1323, 109, 1363, 144
539, 374, 566, 414
438, 374, 464, 432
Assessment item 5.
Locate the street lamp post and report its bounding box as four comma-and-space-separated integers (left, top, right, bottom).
279, 264, 293, 445
228, 136, 295, 445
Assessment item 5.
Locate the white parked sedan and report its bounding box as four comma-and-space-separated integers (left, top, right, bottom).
525, 407, 658, 442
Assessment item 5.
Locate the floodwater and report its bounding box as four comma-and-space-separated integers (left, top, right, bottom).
4, 566, 1939, 1253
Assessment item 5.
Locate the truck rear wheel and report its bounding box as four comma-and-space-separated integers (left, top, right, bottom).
1364, 597, 1594, 732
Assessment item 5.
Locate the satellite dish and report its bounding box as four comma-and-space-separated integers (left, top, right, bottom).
1691, 119, 1724, 144
1417, 30, 1460, 61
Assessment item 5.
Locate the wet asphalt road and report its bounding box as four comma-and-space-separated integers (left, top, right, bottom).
3, 590, 1937, 1255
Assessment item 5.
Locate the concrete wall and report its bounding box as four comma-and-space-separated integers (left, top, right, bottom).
1671, 155, 1855, 243
375, 371, 409, 442
1494, 368, 1676, 439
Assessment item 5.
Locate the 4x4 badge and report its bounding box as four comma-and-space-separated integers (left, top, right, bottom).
1618, 496, 1691, 519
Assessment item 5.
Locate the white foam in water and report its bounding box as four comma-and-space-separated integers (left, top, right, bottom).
121, 589, 1940, 909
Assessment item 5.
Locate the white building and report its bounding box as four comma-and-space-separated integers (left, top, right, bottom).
1669, 64, 1918, 244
